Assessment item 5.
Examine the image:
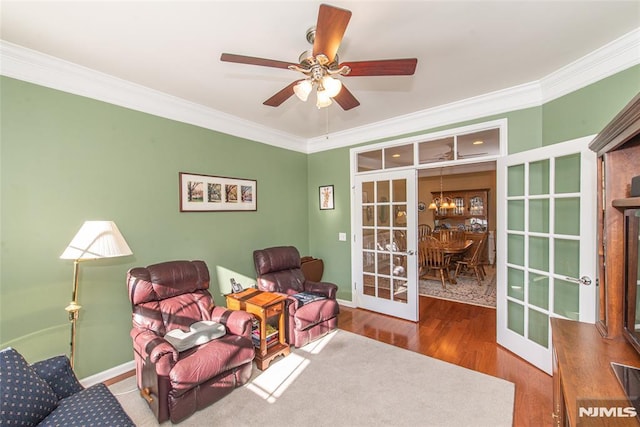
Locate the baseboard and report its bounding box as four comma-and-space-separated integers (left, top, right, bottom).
337, 298, 355, 308
80, 360, 135, 387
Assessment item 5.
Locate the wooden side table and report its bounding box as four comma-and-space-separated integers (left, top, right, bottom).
225, 288, 290, 370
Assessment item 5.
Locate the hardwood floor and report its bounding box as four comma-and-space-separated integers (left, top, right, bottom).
338, 296, 553, 427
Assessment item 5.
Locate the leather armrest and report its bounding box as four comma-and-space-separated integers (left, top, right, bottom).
304, 281, 338, 299
131, 329, 178, 365
211, 306, 253, 339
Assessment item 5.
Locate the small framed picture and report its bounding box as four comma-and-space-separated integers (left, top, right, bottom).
319, 185, 334, 210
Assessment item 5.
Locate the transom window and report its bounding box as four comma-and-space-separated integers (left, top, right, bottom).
356, 126, 501, 173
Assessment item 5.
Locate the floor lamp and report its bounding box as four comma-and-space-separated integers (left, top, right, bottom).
60, 221, 133, 369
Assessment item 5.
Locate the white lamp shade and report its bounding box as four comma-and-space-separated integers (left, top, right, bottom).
316, 89, 333, 108
293, 80, 312, 102
322, 76, 342, 98
60, 221, 133, 260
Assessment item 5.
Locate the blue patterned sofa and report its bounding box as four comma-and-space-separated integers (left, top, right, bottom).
0, 347, 134, 426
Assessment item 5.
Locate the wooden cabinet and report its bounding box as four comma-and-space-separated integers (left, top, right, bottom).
432, 189, 489, 232
551, 318, 640, 427
589, 92, 640, 339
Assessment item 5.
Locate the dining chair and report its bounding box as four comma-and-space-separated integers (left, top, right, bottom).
418, 224, 432, 241
419, 238, 452, 289
439, 229, 466, 244
438, 229, 467, 267
454, 235, 487, 286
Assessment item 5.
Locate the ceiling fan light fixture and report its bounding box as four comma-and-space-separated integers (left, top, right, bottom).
316, 88, 331, 109
322, 75, 342, 97
294, 80, 313, 102
316, 88, 332, 108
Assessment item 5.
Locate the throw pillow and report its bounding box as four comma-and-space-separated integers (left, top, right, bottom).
0, 347, 59, 426
31, 355, 83, 400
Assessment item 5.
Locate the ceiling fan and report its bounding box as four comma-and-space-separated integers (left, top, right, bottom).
220, 3, 418, 110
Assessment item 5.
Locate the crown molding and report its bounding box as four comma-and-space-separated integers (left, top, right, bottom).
306, 28, 640, 152
0, 41, 306, 153
541, 27, 640, 103
305, 81, 542, 153
2, 27, 638, 155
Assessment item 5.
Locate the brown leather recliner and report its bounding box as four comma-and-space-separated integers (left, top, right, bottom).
253, 246, 339, 348
126, 260, 255, 423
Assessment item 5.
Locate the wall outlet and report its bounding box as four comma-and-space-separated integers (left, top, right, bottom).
338, 232, 347, 241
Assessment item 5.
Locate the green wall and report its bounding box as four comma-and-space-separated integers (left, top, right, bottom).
542, 66, 640, 146
0, 77, 309, 377
1, 64, 639, 379
307, 65, 640, 303
307, 147, 352, 300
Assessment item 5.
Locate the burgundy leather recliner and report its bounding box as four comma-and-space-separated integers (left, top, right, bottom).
253, 246, 339, 348
126, 260, 255, 423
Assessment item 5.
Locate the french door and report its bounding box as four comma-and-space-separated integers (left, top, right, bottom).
353, 169, 418, 321
496, 136, 597, 374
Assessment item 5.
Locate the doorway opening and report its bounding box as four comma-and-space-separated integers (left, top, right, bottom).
417, 163, 497, 308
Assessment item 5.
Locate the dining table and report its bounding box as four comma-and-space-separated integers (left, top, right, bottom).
419, 239, 474, 285
442, 239, 474, 256
441, 239, 473, 284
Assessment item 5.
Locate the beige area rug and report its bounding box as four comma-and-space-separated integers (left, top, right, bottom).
110, 330, 514, 426
420, 267, 497, 308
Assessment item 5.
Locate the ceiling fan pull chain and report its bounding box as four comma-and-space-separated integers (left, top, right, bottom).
325, 107, 330, 139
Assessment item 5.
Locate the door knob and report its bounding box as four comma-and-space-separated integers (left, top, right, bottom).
563, 276, 592, 286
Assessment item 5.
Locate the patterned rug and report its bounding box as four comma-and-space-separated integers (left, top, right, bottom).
419, 267, 496, 308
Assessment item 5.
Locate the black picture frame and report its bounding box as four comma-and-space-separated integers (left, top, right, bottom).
319, 185, 334, 210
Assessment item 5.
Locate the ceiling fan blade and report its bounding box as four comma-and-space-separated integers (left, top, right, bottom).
220, 53, 295, 70
333, 84, 360, 111
342, 59, 418, 76
313, 4, 352, 63
263, 80, 302, 107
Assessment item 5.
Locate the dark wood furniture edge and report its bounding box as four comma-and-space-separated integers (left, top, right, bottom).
613, 197, 640, 209
551, 318, 640, 426
589, 92, 640, 155
589, 92, 640, 339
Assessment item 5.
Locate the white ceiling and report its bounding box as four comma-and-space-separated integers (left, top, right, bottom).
1, 1, 639, 147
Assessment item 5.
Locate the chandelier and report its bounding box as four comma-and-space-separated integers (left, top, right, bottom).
428, 169, 455, 210
289, 52, 351, 108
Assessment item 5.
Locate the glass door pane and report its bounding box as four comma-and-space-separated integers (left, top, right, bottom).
497, 136, 597, 374
355, 169, 417, 321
